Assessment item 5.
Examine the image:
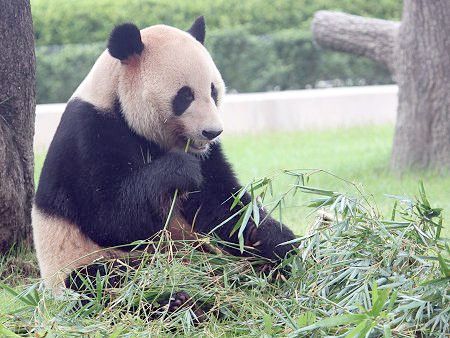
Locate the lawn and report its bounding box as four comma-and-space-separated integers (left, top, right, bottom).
1, 124, 448, 336
34, 124, 450, 236
222, 125, 450, 236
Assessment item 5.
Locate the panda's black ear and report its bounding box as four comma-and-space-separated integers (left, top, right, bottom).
188, 16, 206, 44
108, 23, 144, 62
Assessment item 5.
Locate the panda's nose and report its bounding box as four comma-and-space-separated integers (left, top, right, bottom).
202, 129, 223, 140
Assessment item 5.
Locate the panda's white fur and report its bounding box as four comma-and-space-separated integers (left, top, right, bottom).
33, 208, 195, 288
73, 24, 225, 153
32, 209, 122, 288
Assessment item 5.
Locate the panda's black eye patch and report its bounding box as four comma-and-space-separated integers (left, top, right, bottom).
172, 86, 195, 116
211, 83, 218, 105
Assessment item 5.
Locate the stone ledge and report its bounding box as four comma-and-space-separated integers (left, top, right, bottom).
35, 85, 398, 151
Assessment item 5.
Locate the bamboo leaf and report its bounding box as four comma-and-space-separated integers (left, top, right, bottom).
230, 184, 250, 210
418, 181, 430, 208
262, 312, 273, 334
238, 203, 253, 253
299, 186, 336, 196
296, 314, 367, 333
370, 288, 389, 317
252, 198, 260, 226
230, 205, 248, 237
345, 319, 370, 338
383, 325, 392, 338
110, 326, 125, 338
0, 283, 36, 306
437, 253, 450, 277
0, 324, 21, 338
296, 312, 316, 328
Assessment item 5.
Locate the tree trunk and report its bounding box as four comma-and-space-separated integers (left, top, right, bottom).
393, 1, 450, 170
312, 1, 450, 172
0, 0, 36, 253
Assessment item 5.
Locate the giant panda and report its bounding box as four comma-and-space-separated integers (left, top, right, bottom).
33, 17, 296, 296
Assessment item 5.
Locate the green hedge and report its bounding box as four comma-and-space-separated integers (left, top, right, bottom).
33, 0, 400, 103
31, 0, 401, 46
36, 29, 392, 103
36, 44, 104, 104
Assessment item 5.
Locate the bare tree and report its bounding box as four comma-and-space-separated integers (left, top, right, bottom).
312, 1, 450, 171
0, 0, 36, 253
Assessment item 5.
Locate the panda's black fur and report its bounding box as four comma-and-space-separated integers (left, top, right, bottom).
34, 18, 296, 302
36, 98, 295, 258
107, 23, 144, 61
187, 16, 206, 44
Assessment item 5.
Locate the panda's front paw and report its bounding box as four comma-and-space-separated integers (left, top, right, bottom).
167, 150, 203, 192
248, 221, 296, 261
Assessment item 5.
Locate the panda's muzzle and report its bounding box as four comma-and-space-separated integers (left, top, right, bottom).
202, 129, 223, 140
184, 129, 221, 153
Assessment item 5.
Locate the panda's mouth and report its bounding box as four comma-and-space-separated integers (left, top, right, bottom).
179, 137, 210, 154
187, 139, 210, 153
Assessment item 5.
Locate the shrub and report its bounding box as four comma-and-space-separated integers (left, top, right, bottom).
36, 43, 104, 103
31, 0, 402, 46
33, 0, 400, 103
36, 30, 392, 103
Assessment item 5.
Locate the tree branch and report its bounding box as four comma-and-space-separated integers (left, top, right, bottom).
312, 11, 399, 73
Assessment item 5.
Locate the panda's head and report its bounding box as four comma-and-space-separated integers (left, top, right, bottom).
108, 17, 224, 154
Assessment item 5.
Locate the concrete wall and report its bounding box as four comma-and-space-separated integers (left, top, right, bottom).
34, 85, 398, 151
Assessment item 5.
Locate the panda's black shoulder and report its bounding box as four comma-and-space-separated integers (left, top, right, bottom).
37, 98, 144, 175
35, 98, 161, 221
44, 98, 159, 162
57, 99, 145, 150
44, 99, 134, 148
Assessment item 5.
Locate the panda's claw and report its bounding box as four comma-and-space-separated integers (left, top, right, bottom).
176, 291, 189, 302
163, 291, 207, 323
167, 291, 191, 312
259, 263, 273, 274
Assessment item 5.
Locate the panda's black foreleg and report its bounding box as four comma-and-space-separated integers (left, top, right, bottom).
79, 149, 203, 248
184, 195, 296, 260
182, 143, 297, 261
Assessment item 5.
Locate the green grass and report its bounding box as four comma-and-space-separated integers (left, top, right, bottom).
223, 124, 450, 235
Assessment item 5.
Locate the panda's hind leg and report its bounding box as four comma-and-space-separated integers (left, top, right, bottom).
65, 259, 129, 294
65, 259, 207, 323
159, 291, 207, 322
